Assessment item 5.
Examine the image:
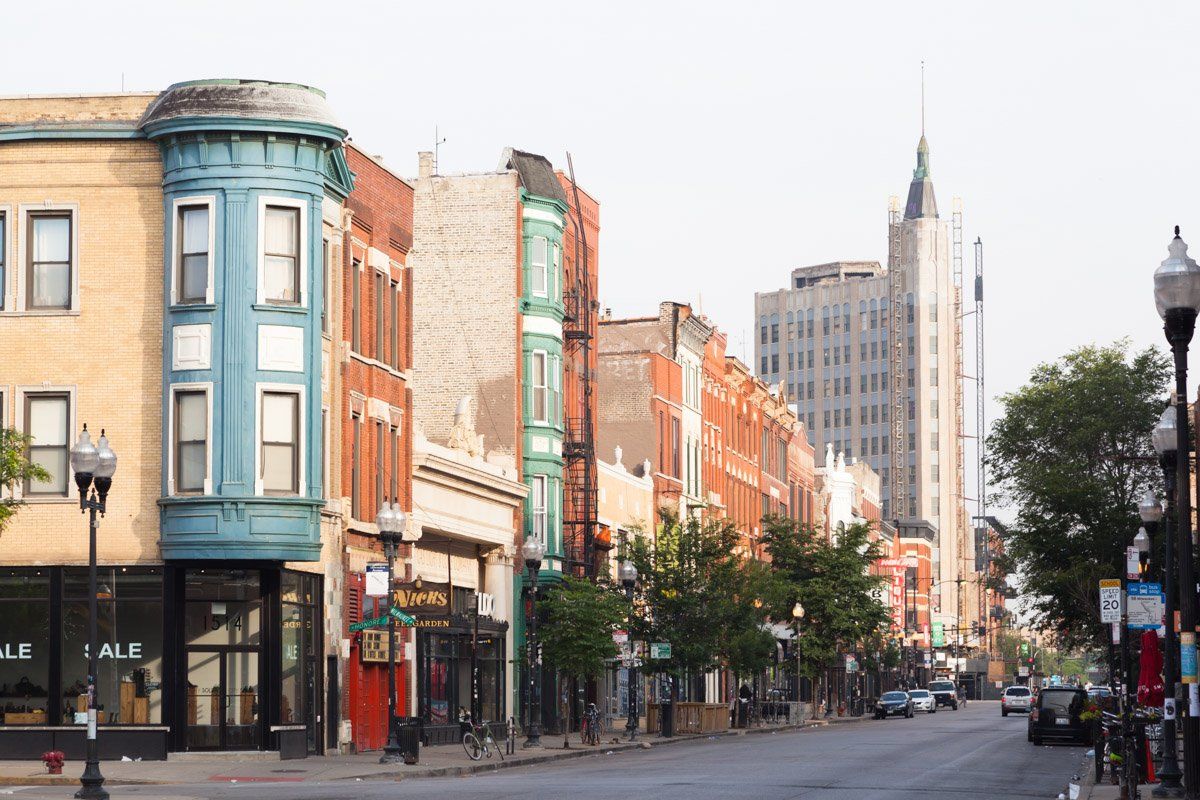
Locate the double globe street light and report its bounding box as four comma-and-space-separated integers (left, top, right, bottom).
619, 558, 639, 740
375, 500, 408, 764
1155, 227, 1200, 797
522, 536, 546, 748
68, 426, 117, 800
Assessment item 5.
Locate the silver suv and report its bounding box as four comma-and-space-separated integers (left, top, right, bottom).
1001, 685, 1033, 716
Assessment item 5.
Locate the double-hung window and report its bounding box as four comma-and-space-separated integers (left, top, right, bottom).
375, 421, 385, 512
531, 351, 548, 423
374, 271, 385, 362
261, 391, 299, 494
351, 262, 361, 353
177, 205, 210, 304
174, 390, 208, 494
263, 206, 300, 304
551, 243, 560, 301
351, 412, 362, 518
549, 355, 561, 426
28, 213, 72, 310
391, 282, 401, 370
531, 475, 547, 545
24, 393, 69, 496
0, 211, 6, 310
321, 239, 330, 333
530, 237, 548, 298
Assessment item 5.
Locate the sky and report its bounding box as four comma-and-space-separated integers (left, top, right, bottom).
5, 0, 1200, 492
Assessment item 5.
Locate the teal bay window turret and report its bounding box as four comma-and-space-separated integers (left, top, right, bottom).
146, 80, 353, 562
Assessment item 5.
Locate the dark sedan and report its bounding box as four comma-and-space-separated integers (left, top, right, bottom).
874, 690, 914, 719
1028, 686, 1092, 745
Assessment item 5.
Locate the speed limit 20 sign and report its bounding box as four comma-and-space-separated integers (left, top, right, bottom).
1099, 578, 1123, 624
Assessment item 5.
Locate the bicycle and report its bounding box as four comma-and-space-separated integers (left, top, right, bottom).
462, 717, 505, 761
580, 703, 601, 746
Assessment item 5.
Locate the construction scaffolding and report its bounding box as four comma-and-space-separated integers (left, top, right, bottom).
887, 197, 906, 520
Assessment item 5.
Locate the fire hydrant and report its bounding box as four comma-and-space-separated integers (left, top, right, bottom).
41, 750, 64, 775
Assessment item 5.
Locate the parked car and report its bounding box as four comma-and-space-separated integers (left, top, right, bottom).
908, 689, 936, 713
928, 680, 959, 710
874, 690, 914, 719
1028, 686, 1091, 745
1001, 685, 1033, 716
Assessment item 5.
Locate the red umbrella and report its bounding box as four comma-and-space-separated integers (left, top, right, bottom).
1138, 628, 1164, 708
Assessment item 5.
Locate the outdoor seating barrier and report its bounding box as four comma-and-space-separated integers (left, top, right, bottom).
645, 702, 730, 735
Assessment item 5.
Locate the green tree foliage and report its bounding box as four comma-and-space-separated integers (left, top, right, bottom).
537, 575, 629, 682
987, 341, 1170, 651
628, 512, 764, 688
761, 516, 890, 680
0, 429, 50, 533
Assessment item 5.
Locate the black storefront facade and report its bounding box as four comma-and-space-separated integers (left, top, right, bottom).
0, 565, 323, 760
407, 585, 508, 746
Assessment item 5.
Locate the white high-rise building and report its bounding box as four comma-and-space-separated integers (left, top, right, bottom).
755, 134, 970, 632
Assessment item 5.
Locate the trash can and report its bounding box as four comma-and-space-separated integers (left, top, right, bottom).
660, 701, 674, 738
395, 716, 421, 765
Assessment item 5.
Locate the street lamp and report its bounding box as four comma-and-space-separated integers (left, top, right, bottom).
792, 601, 807, 718
1152, 410, 1185, 797
70, 426, 116, 800
522, 535, 545, 748
619, 558, 639, 741
1155, 226, 1200, 798
376, 500, 407, 764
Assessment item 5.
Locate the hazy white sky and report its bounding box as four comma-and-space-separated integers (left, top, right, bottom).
5, 0, 1200, 438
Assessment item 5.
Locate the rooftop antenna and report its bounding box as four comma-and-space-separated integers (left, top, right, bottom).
433, 126, 447, 175
920, 61, 926, 135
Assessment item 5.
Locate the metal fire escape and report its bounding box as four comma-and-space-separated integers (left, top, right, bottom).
561, 153, 597, 578
888, 197, 907, 520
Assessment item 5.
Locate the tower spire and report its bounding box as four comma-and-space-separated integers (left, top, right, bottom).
921, 60, 925, 136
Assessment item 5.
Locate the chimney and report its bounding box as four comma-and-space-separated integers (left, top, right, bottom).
418, 151, 434, 179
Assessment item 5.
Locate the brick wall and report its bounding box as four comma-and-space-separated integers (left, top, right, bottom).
0, 136, 164, 564
409, 170, 520, 454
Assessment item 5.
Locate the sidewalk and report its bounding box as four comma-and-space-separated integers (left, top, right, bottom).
0, 716, 869, 787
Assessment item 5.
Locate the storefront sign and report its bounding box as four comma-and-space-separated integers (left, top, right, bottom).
360, 629, 400, 663
365, 564, 390, 598
393, 581, 450, 615
82, 642, 143, 659
0, 643, 32, 659
411, 617, 451, 629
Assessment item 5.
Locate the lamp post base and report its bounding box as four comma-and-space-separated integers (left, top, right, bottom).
379, 734, 403, 764
626, 721, 638, 741
522, 726, 543, 748
75, 761, 108, 800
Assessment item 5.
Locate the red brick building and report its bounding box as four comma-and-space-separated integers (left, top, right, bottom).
340, 144, 414, 752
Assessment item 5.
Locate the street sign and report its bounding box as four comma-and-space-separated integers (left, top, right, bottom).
388, 606, 417, 625
1127, 582, 1164, 630
350, 615, 389, 632
612, 630, 629, 645
650, 642, 672, 659
1099, 579, 1122, 624
1126, 547, 1141, 580
845, 654, 859, 672
1018, 665, 1030, 677
931, 622, 945, 648
365, 563, 389, 597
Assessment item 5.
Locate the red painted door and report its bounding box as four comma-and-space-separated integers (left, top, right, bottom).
347, 576, 406, 752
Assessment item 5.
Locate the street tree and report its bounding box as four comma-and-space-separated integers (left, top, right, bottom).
761, 516, 890, 707
628, 512, 750, 700
0, 428, 49, 534
987, 341, 1169, 651
537, 575, 630, 735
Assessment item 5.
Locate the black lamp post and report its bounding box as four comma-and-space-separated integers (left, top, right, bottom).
1155, 227, 1200, 798
376, 500, 407, 764
619, 558, 639, 740
792, 601, 808, 718
69, 425, 116, 800
1152, 410, 1185, 796
522, 535, 545, 748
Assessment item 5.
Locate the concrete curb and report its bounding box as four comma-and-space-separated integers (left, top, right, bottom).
0, 776, 162, 787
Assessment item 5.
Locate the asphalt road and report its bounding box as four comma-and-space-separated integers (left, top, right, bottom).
10, 701, 1086, 800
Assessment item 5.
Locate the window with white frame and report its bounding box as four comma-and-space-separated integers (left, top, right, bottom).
551, 243, 560, 300
177, 203, 211, 304
263, 205, 301, 304
0, 211, 6, 311
550, 354, 561, 425
531, 351, 548, 423
261, 390, 299, 494
27, 212, 72, 310
24, 392, 69, 496
531, 475, 547, 546
530, 237, 548, 297
173, 389, 208, 494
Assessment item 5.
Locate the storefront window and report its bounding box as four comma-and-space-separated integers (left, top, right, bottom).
280, 572, 318, 729
419, 630, 506, 727
0, 571, 50, 725
61, 568, 163, 725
